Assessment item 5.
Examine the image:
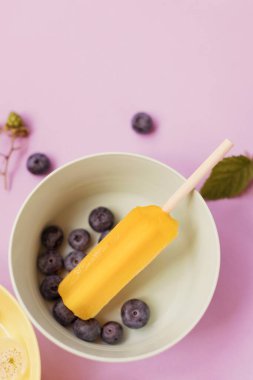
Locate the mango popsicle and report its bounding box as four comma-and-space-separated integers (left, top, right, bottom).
59, 139, 233, 320
59, 206, 178, 320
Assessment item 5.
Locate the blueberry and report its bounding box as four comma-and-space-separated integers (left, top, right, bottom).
64, 251, 86, 272
27, 153, 51, 175
121, 299, 150, 329
41, 225, 64, 249
98, 230, 110, 243
131, 112, 154, 134
40, 275, 61, 301
73, 318, 101, 342
89, 207, 114, 232
101, 321, 123, 345
53, 300, 76, 326
68, 229, 90, 251
37, 250, 63, 275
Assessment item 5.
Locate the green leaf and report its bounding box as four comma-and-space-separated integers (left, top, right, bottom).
200, 155, 253, 200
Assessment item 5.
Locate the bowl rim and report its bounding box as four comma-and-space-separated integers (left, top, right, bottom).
0, 285, 41, 378
9, 151, 220, 363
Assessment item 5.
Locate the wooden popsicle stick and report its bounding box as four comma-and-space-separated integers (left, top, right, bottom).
162, 139, 234, 213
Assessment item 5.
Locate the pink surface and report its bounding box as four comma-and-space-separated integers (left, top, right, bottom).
0, 1, 252, 379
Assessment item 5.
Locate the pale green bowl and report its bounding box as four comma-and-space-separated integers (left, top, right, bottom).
9, 153, 220, 362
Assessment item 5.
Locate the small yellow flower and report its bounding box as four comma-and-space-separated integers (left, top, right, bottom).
3, 112, 29, 138
6, 112, 23, 128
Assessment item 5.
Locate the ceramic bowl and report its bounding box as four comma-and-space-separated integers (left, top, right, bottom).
9, 153, 220, 362
0, 285, 41, 378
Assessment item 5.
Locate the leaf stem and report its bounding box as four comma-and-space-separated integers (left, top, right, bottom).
0, 136, 18, 190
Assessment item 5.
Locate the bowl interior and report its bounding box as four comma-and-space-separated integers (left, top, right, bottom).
0, 286, 41, 379
10, 153, 220, 362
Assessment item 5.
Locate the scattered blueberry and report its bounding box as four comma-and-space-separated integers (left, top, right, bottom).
89, 207, 114, 232
64, 251, 86, 272
68, 229, 90, 251
37, 250, 63, 275
121, 299, 150, 329
101, 321, 123, 345
73, 318, 101, 342
98, 230, 110, 243
26, 153, 51, 175
131, 112, 154, 134
53, 300, 76, 326
41, 225, 64, 249
40, 275, 61, 301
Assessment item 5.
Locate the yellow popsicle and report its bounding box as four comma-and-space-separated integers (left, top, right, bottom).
59, 206, 178, 320
59, 140, 233, 320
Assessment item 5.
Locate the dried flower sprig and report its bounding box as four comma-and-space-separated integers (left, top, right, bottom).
0, 112, 30, 190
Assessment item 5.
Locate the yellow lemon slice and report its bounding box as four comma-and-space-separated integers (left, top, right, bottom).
0, 338, 28, 380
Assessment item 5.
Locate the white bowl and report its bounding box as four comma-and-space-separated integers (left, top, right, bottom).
9, 153, 220, 362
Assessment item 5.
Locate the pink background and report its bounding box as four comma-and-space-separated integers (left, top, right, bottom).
0, 1, 252, 379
